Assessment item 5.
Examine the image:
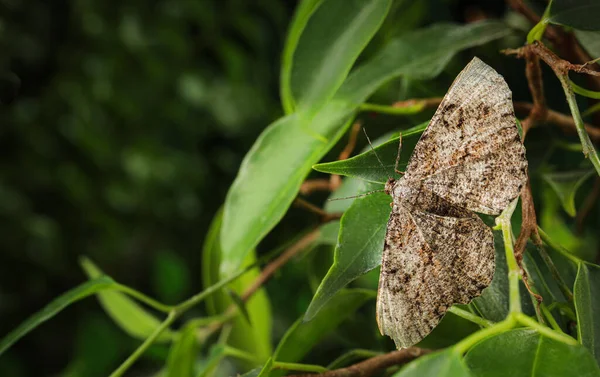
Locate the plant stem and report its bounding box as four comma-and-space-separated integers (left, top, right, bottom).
224, 346, 261, 365
540, 304, 563, 333
109, 311, 177, 377
556, 66, 600, 175
114, 284, 174, 313
359, 102, 425, 115
448, 306, 494, 328
454, 317, 517, 354
537, 227, 581, 264
515, 313, 577, 345
532, 242, 574, 301
273, 361, 329, 373
497, 199, 521, 314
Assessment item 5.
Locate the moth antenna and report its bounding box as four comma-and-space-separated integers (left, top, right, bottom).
362, 128, 391, 180
395, 132, 405, 175
327, 189, 385, 201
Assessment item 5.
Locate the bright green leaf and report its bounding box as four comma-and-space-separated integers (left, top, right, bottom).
221, 21, 510, 275
0, 277, 117, 356
542, 169, 594, 217
202, 209, 272, 363
271, 289, 375, 377
313, 123, 427, 183
392, 350, 471, 377
291, 0, 392, 111
574, 262, 600, 366
304, 193, 390, 320
465, 328, 600, 377
548, 0, 600, 31
165, 323, 198, 377
80, 257, 175, 343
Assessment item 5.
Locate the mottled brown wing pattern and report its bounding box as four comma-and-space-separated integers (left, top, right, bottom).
376, 196, 494, 349
377, 57, 527, 349
404, 57, 527, 214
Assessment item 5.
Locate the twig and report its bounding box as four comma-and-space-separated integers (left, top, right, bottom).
506, 0, 600, 87
513, 102, 600, 140
240, 228, 320, 301
514, 180, 543, 310
392, 97, 444, 110
521, 49, 547, 137
300, 179, 334, 195
286, 348, 431, 377
201, 227, 323, 340
504, 43, 600, 78
294, 198, 342, 222
506, 42, 600, 174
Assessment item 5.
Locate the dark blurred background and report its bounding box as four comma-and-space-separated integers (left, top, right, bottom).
2, 0, 586, 376
0, 1, 293, 375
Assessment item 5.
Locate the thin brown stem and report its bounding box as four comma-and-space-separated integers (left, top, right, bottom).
514, 102, 600, 140
392, 97, 444, 110
521, 49, 547, 138
515, 180, 544, 310
286, 348, 431, 377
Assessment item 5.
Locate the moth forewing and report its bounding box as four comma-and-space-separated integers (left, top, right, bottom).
376, 57, 527, 348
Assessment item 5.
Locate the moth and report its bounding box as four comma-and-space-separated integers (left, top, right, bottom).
376, 57, 528, 348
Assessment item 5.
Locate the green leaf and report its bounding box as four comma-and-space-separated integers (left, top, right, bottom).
313, 123, 427, 183
291, 0, 392, 111
271, 289, 375, 377
280, 0, 324, 113
0, 277, 117, 356
471, 230, 535, 321
202, 209, 272, 363
335, 21, 510, 105
542, 169, 594, 217
465, 328, 600, 377
304, 193, 390, 320
576, 30, 600, 59
471, 230, 511, 322
221, 21, 510, 275
549, 0, 600, 31
416, 310, 480, 349
165, 323, 198, 377
392, 350, 471, 377
574, 262, 600, 365
80, 257, 175, 342
196, 345, 225, 377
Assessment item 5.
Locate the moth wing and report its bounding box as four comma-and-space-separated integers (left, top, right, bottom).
376, 201, 494, 348
404, 57, 527, 215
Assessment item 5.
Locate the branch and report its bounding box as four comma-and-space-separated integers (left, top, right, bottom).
521, 49, 547, 137
240, 228, 320, 301
506, 0, 600, 87
514, 102, 600, 140
201, 227, 323, 339
286, 348, 431, 377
